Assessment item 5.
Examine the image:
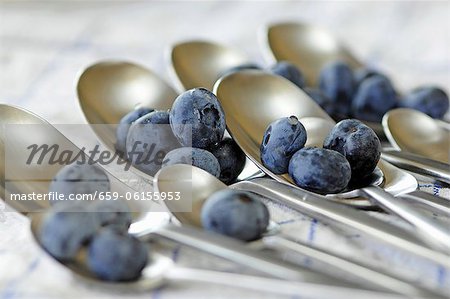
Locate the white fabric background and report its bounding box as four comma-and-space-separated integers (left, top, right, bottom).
0, 1, 449, 298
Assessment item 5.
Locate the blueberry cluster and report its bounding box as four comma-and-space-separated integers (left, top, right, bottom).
39, 200, 148, 282
116, 87, 246, 184
260, 117, 381, 194
43, 162, 146, 281
265, 60, 449, 122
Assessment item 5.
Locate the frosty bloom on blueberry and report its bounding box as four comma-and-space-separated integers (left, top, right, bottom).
87, 228, 148, 282
288, 147, 351, 194
169, 88, 226, 149
270, 61, 305, 88
399, 86, 449, 119
352, 75, 397, 122
49, 162, 110, 206
323, 119, 381, 181
201, 189, 270, 241
115, 107, 154, 154
260, 116, 307, 174
162, 147, 221, 178
318, 60, 354, 118
126, 110, 180, 176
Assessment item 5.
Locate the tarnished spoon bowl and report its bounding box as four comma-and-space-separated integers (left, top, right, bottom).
383, 108, 449, 164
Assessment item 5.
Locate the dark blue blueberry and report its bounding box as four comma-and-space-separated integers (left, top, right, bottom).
318, 61, 354, 117
116, 107, 154, 154
126, 110, 180, 176
162, 147, 220, 177
169, 88, 226, 149
270, 61, 305, 88
90, 200, 132, 233
399, 86, 449, 119
218, 63, 262, 79
260, 116, 307, 174
39, 204, 100, 260
201, 190, 269, 241
49, 163, 110, 206
303, 87, 341, 119
87, 228, 148, 281
352, 75, 397, 122
209, 138, 246, 184
288, 147, 351, 194
323, 119, 381, 181
354, 68, 390, 88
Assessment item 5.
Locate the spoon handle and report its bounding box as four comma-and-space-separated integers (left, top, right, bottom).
165, 267, 413, 299
362, 186, 450, 252
262, 234, 441, 298
399, 190, 450, 216
145, 224, 346, 285
233, 178, 450, 268
381, 150, 450, 184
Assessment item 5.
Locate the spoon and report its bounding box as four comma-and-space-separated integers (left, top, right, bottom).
155, 164, 445, 298
170, 40, 250, 91
0, 104, 363, 283
30, 213, 388, 297
213, 70, 450, 251
383, 108, 449, 162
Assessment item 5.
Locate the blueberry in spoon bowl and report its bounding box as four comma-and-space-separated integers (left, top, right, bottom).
260, 116, 307, 174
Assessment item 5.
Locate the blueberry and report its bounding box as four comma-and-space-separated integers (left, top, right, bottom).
87, 228, 148, 281
90, 200, 132, 233
162, 147, 220, 177
352, 75, 397, 122
209, 138, 246, 184
219, 63, 262, 79
260, 116, 307, 174
116, 107, 154, 154
270, 61, 305, 88
399, 86, 449, 119
169, 88, 226, 149
354, 68, 390, 88
126, 110, 180, 176
323, 119, 381, 181
49, 163, 110, 206
39, 204, 100, 260
303, 87, 340, 118
201, 190, 269, 241
288, 147, 351, 194
318, 61, 354, 117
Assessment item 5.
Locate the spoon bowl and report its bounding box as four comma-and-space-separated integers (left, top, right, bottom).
77, 60, 178, 152
383, 108, 449, 163
170, 40, 250, 91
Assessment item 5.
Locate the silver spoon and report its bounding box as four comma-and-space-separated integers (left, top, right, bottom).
155, 164, 445, 298
0, 103, 359, 283
382, 108, 450, 184
31, 213, 384, 297
213, 70, 450, 252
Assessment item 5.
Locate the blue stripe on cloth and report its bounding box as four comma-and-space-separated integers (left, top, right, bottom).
1, 256, 41, 299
